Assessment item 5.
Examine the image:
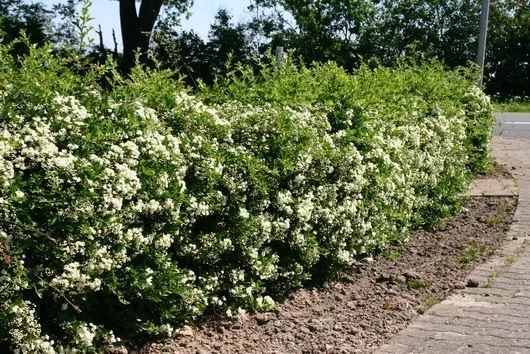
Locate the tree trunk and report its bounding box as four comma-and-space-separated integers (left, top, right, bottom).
119, 0, 164, 74
138, 0, 164, 55
120, 0, 139, 73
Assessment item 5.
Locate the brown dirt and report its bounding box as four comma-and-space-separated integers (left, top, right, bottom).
136, 196, 516, 354
475, 159, 513, 179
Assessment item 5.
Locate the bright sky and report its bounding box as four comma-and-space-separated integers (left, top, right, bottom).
40, 0, 253, 48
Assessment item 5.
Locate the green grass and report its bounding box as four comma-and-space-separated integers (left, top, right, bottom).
485, 159, 508, 176
425, 296, 440, 308
406, 279, 433, 289
493, 97, 530, 112
477, 216, 501, 228
459, 241, 495, 267
383, 248, 402, 261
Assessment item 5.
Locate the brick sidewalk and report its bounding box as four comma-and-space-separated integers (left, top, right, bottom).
376, 137, 530, 354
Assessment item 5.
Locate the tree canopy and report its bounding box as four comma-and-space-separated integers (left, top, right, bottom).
0, 0, 51, 55
1, 0, 528, 97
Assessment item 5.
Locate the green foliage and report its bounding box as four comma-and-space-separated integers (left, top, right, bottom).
406, 279, 433, 290
459, 241, 495, 267
154, 9, 253, 87
425, 296, 440, 307
154, 30, 213, 87
2, 0, 528, 99
493, 97, 530, 113
0, 38, 494, 351
363, 0, 480, 67
268, 0, 378, 70
0, 0, 51, 56
251, 0, 527, 98
486, 0, 530, 99
71, 0, 94, 54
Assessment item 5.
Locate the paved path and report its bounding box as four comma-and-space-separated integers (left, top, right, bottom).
494, 112, 530, 140
466, 177, 517, 197
376, 136, 530, 354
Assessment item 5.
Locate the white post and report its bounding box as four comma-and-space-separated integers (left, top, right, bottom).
275, 46, 284, 66
477, 0, 490, 89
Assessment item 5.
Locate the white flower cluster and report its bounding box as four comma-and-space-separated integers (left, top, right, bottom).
0, 57, 494, 353
5, 301, 55, 354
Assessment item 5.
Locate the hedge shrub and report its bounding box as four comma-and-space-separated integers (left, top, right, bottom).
0, 41, 493, 352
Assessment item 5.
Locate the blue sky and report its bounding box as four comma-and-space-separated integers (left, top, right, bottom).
41, 0, 253, 48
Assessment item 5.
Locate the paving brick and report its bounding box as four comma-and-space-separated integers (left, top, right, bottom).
420, 311, 530, 326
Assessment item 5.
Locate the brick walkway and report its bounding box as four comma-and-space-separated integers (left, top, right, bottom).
376, 137, 530, 354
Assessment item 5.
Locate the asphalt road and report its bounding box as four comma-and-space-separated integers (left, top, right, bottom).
494, 112, 530, 140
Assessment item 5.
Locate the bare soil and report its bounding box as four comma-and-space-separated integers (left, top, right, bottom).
475, 159, 513, 179
137, 196, 516, 354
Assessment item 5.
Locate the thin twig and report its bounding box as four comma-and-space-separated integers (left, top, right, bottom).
0, 216, 59, 245
34, 274, 83, 314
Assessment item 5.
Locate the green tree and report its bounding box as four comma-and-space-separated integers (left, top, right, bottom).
207, 9, 251, 75
153, 9, 252, 86
252, 0, 377, 70
154, 29, 211, 86
485, 0, 530, 98
51, 0, 82, 48
364, 0, 480, 66
246, 0, 291, 54
0, 0, 51, 54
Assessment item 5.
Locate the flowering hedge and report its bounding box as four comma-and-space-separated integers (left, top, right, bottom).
0, 42, 493, 352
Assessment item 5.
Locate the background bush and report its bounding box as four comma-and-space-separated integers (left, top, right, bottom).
0, 41, 493, 352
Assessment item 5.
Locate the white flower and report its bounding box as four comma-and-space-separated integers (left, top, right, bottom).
239, 207, 250, 219
76, 323, 97, 347
155, 233, 173, 249
296, 195, 314, 223
159, 324, 173, 337
263, 296, 275, 306
145, 199, 161, 214
163, 198, 174, 210
220, 238, 232, 250
0, 230, 11, 248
